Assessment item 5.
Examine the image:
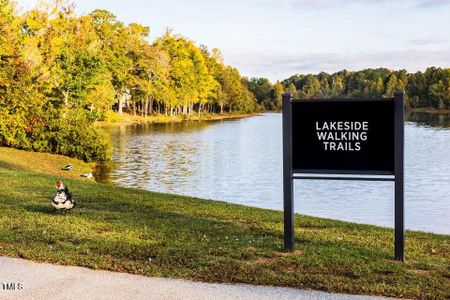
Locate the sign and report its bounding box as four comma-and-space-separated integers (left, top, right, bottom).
282, 93, 404, 261
292, 99, 394, 174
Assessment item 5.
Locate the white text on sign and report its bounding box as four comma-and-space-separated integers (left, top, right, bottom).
315, 121, 369, 151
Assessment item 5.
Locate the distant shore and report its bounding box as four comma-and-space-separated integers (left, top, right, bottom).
95, 108, 449, 127
406, 107, 450, 114
96, 112, 260, 126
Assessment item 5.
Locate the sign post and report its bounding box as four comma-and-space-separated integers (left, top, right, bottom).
394, 92, 405, 261
282, 94, 294, 251
282, 92, 404, 261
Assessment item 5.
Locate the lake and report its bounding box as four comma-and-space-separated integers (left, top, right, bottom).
95, 112, 450, 234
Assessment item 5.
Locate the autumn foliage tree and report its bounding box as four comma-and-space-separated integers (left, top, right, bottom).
0, 0, 258, 161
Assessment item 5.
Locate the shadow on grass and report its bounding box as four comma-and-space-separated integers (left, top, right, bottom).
24, 204, 53, 214
0, 160, 29, 172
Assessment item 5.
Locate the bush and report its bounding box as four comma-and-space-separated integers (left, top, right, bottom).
44, 111, 112, 163
51, 123, 111, 163
0, 93, 112, 162
0, 109, 112, 163
102, 110, 121, 123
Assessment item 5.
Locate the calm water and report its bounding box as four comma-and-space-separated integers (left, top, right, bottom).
95, 112, 450, 234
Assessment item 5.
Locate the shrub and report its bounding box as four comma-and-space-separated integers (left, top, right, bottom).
45, 111, 112, 163
0, 109, 112, 163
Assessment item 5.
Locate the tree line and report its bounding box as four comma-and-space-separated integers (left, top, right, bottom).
1, 0, 448, 163
0, 0, 259, 162
248, 68, 449, 111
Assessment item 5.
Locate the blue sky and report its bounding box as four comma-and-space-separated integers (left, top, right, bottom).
16, 0, 450, 81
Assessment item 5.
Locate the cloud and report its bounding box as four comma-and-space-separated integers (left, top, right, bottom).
409, 37, 447, 46
416, 0, 450, 8
258, 0, 450, 9
226, 50, 450, 81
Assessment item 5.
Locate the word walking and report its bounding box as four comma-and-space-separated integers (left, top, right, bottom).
315, 121, 369, 151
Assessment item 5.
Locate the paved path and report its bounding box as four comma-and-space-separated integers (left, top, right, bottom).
0, 256, 390, 300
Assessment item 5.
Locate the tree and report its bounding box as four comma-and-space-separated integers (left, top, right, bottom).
288, 83, 298, 99
330, 75, 344, 97
90, 9, 132, 114
53, 50, 111, 117
369, 77, 384, 97
299, 75, 321, 98
384, 74, 398, 97
281, 67, 449, 110
247, 77, 277, 110
273, 81, 284, 110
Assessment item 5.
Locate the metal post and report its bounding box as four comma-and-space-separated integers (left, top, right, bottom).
282, 94, 294, 251
394, 92, 405, 262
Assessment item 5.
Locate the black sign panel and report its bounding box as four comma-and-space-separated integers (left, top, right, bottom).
291, 99, 395, 174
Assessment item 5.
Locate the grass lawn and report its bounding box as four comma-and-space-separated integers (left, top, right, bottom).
0, 147, 448, 299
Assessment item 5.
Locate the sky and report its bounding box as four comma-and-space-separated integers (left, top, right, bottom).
16, 0, 450, 81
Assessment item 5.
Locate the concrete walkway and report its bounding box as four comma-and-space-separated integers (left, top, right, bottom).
0, 256, 390, 300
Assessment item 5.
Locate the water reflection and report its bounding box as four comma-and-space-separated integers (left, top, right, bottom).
95, 113, 450, 234
405, 111, 450, 128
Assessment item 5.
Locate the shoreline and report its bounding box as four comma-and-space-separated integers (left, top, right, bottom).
95, 112, 261, 127
406, 107, 450, 114
94, 109, 449, 127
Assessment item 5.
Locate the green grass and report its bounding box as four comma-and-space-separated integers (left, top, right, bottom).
0, 147, 449, 299
0, 147, 94, 179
